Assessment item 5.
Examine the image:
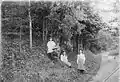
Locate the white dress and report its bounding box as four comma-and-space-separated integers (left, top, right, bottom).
61, 55, 71, 66
77, 53, 86, 70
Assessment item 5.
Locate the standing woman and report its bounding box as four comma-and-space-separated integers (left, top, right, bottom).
77, 50, 86, 74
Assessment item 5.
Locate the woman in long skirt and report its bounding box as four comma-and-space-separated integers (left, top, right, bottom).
77, 50, 86, 73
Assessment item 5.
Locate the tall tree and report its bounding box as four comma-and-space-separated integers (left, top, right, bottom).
29, 0, 32, 49
0, 1, 2, 67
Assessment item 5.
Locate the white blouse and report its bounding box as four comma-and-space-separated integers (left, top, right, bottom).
47, 41, 56, 53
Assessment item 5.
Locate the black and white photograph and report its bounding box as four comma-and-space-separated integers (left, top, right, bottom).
0, 0, 119, 82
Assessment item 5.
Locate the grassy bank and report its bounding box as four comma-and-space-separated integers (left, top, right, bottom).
0, 37, 102, 82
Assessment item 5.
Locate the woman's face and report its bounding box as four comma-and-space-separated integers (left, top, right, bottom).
80, 50, 82, 53
50, 38, 52, 41
63, 51, 65, 54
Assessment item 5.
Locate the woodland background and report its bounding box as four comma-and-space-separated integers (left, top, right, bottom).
0, 1, 119, 82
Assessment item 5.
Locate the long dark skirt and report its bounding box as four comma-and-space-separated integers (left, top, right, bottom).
47, 51, 58, 62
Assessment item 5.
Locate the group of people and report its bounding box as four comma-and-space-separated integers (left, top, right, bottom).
47, 37, 86, 73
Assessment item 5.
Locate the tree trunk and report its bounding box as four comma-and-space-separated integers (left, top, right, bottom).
76, 34, 79, 54
73, 36, 76, 52
29, 0, 32, 49
73, 34, 78, 53
75, 34, 79, 54
0, 2, 2, 67
45, 19, 48, 44
19, 26, 21, 52
43, 19, 44, 42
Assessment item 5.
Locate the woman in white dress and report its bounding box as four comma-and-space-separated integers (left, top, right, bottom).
60, 50, 71, 67
77, 50, 86, 73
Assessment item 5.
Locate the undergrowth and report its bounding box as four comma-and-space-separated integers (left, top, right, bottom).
0, 38, 102, 82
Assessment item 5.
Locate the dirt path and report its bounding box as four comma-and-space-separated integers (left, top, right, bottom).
89, 52, 119, 82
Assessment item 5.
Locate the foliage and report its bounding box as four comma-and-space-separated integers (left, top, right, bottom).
2, 1, 112, 53
2, 2, 29, 34
43, 1, 106, 53
1, 1, 118, 82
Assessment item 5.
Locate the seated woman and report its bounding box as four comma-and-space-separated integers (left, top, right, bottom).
60, 50, 71, 67
47, 37, 57, 62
